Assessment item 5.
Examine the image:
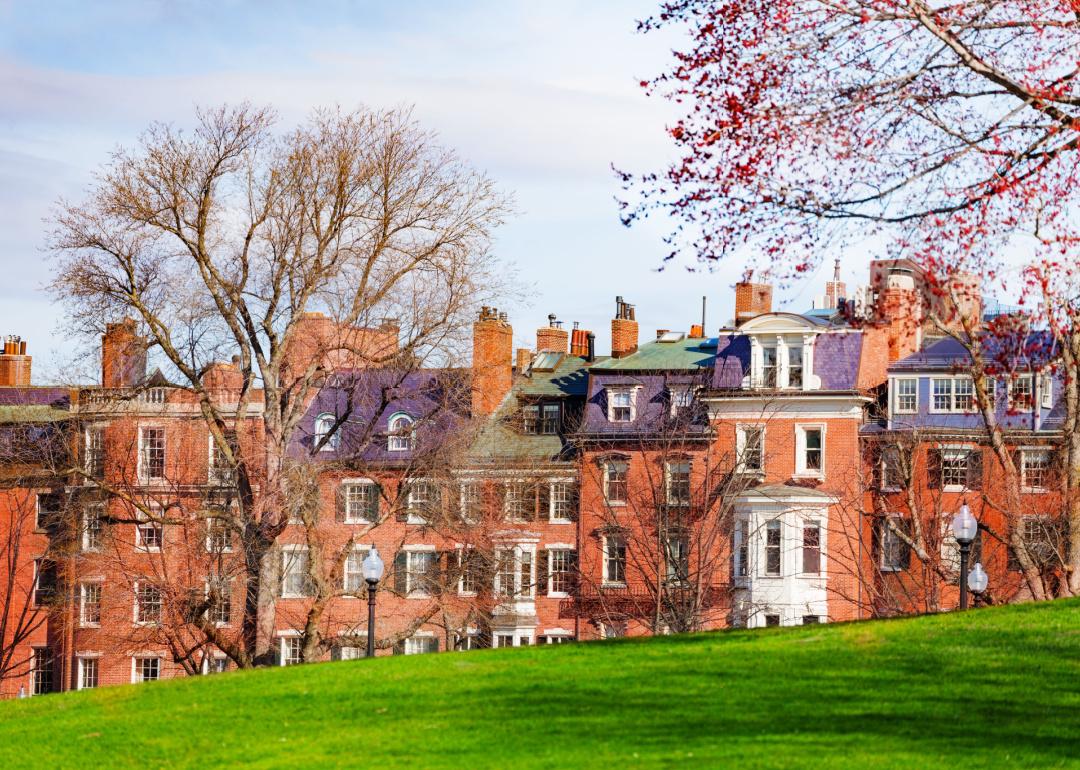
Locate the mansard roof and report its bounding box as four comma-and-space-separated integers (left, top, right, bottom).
710, 328, 863, 391
889, 333, 1059, 373
589, 338, 715, 372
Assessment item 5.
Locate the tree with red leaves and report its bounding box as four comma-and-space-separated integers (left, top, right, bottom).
623, 2, 1080, 601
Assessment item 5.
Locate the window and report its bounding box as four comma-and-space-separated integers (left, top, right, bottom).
931, 378, 974, 412
388, 413, 414, 452
788, 346, 803, 389
761, 346, 778, 388
280, 637, 303, 666
404, 635, 438, 655
1012, 516, 1056, 569
522, 404, 539, 434
734, 520, 748, 578
281, 547, 314, 598
502, 482, 528, 521
205, 517, 232, 553
139, 426, 166, 481
495, 633, 514, 649
406, 480, 435, 523
540, 403, 560, 434
400, 550, 437, 595
1009, 375, 1034, 411
35, 492, 61, 533
80, 583, 102, 626
84, 426, 104, 479
208, 436, 234, 485
765, 521, 782, 576
548, 549, 575, 595
539, 635, 573, 645
984, 377, 997, 404
608, 389, 635, 422
802, 615, 820, 625
932, 378, 953, 412
344, 548, 370, 594
737, 425, 764, 473
764, 614, 781, 628
669, 387, 694, 418
802, 524, 821, 574
879, 518, 910, 572
875, 446, 904, 490
550, 482, 574, 521
604, 461, 628, 504
207, 577, 231, 626
1041, 373, 1054, 408
77, 657, 98, 690
495, 546, 534, 599
1022, 449, 1052, 491
796, 426, 824, 475
941, 449, 971, 489
136, 511, 163, 551
664, 534, 689, 585
314, 413, 339, 452
82, 505, 103, 552
953, 378, 974, 411
343, 482, 379, 524
603, 535, 626, 585
665, 461, 691, 506
894, 378, 917, 413
460, 482, 482, 522
602, 621, 627, 639
31, 648, 52, 695
33, 559, 56, 606
134, 582, 162, 625
204, 656, 230, 673
134, 656, 161, 682
333, 645, 365, 661
458, 549, 481, 595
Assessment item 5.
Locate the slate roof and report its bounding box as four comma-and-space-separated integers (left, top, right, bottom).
590, 338, 716, 372
889, 333, 1059, 373
710, 331, 863, 391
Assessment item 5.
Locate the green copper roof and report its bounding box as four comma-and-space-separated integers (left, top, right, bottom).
590, 339, 715, 371
0, 405, 71, 423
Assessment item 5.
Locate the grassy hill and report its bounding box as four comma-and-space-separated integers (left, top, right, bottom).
2, 600, 1079, 769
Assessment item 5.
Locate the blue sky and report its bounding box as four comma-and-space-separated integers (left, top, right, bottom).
0, 0, 857, 381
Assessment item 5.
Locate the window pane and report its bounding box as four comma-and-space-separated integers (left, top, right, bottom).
765, 521, 782, 576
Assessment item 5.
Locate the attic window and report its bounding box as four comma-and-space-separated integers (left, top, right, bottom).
607, 387, 637, 423
388, 413, 414, 452
314, 413, 339, 452
657, 331, 685, 343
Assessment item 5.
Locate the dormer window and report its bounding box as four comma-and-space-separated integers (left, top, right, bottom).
788, 346, 803, 388
761, 346, 778, 388
314, 413, 339, 452
669, 387, 695, 418
388, 413, 414, 452
748, 331, 815, 390
607, 388, 636, 423
523, 402, 561, 434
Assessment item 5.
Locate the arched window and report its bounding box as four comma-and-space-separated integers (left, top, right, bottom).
314, 413, 339, 452
387, 413, 414, 452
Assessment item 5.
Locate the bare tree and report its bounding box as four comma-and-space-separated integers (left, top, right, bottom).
49, 104, 512, 665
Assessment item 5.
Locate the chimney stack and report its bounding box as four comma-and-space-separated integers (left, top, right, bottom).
516, 347, 532, 373
536, 314, 569, 353
102, 319, 147, 388
569, 322, 591, 358
611, 296, 638, 358
0, 335, 31, 387
876, 273, 923, 362
734, 280, 773, 325
824, 258, 847, 310
472, 307, 513, 417
586, 332, 596, 363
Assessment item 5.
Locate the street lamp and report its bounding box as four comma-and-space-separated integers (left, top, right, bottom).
968, 562, 989, 597
951, 503, 979, 610
361, 545, 384, 659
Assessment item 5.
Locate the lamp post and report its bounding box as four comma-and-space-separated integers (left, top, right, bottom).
361, 545, 384, 659
951, 504, 979, 609
967, 562, 989, 602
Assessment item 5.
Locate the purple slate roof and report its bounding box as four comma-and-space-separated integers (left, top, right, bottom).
711, 332, 863, 391
889, 333, 1059, 373
0, 387, 71, 408
579, 372, 711, 436
291, 369, 467, 464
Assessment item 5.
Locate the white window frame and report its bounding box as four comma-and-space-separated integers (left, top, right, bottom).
133, 580, 162, 626
137, 425, 166, 483
207, 434, 234, 485
205, 576, 232, 627
406, 478, 436, 524
800, 519, 823, 576
79, 581, 102, 627
940, 445, 972, 492
77, 656, 99, 690
602, 534, 627, 586
1020, 448, 1052, 493
343, 546, 370, 595
547, 547, 575, 597
84, 424, 105, 479
603, 460, 628, 506
280, 545, 312, 598
794, 424, 826, 478
131, 655, 162, 683
279, 634, 303, 666
668, 386, 695, 418
82, 504, 103, 552
763, 519, 783, 577
606, 387, 638, 423
928, 376, 976, 414
205, 516, 232, 553
404, 633, 438, 655
458, 481, 482, 523
1008, 374, 1035, 411
314, 412, 339, 452
879, 515, 907, 573
135, 508, 164, 552
664, 460, 692, 506
733, 518, 749, 582
342, 478, 380, 524
404, 547, 437, 597
457, 547, 479, 596
387, 412, 414, 452
494, 544, 536, 599
1040, 372, 1054, 409
736, 424, 765, 475
548, 480, 575, 523
889, 373, 915, 412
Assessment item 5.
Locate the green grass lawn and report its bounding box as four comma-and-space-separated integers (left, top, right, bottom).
2, 600, 1079, 769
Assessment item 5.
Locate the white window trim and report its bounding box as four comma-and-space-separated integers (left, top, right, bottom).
1040, 373, 1054, 409
342, 546, 370, 596
137, 424, 166, 484
278, 634, 303, 666
606, 386, 640, 423
404, 546, 438, 597
799, 517, 825, 577
892, 377, 918, 415
204, 577, 232, 627
1020, 447, 1052, 494
928, 375, 976, 414
878, 514, 906, 573
762, 518, 783, 578
76, 656, 99, 690
1008, 374, 1035, 412
735, 423, 766, 475
939, 444, 974, 493
314, 412, 339, 452
494, 544, 537, 600
794, 424, 826, 478
135, 507, 163, 553
83, 424, 105, 481
404, 632, 438, 655
280, 544, 311, 599
341, 477, 379, 524
204, 515, 233, 553
405, 478, 436, 525
456, 546, 477, 597
602, 460, 628, 507
547, 478, 576, 523
733, 517, 749, 585
131, 655, 162, 683
602, 534, 627, 587
81, 504, 103, 552
546, 547, 576, 598
132, 580, 162, 626
668, 385, 697, 418
387, 412, 415, 452
79, 581, 102, 628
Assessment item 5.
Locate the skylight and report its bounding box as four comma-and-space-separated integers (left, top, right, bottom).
658, 331, 685, 343
531, 351, 563, 372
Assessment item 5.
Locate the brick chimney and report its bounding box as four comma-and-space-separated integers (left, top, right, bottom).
611, 296, 638, 359
516, 347, 532, 373
734, 281, 772, 325
536, 314, 569, 353
472, 307, 513, 417
102, 320, 147, 388
0, 336, 31, 387
569, 322, 590, 358
876, 273, 923, 362
824, 258, 846, 309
